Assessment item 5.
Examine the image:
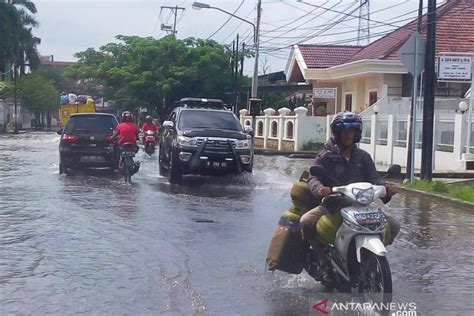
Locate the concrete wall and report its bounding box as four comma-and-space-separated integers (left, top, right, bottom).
357, 113, 469, 171
240, 106, 326, 151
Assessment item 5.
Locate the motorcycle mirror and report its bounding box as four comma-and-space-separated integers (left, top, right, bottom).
162, 121, 174, 129
386, 164, 402, 178
244, 126, 254, 137
56, 129, 63, 135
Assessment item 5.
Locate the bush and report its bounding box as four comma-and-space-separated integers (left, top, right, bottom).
301, 141, 324, 152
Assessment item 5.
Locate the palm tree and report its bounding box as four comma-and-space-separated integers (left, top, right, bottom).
0, 0, 40, 78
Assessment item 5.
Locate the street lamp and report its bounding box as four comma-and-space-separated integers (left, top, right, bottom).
191, 1, 260, 99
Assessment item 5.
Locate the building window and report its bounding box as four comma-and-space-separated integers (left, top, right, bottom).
286, 121, 293, 139
369, 91, 378, 106
257, 121, 263, 136
345, 94, 352, 111
271, 121, 278, 137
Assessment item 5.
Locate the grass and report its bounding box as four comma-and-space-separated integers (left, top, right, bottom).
404, 179, 474, 203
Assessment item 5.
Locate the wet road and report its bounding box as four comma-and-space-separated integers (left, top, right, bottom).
0, 132, 473, 315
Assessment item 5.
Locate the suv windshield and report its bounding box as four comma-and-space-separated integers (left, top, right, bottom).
65, 115, 117, 134
178, 110, 241, 131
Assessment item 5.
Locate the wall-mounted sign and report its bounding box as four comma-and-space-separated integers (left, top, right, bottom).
438, 55, 472, 81
313, 87, 337, 99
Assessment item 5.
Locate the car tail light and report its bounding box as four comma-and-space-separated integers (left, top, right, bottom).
105, 135, 114, 142
61, 133, 79, 143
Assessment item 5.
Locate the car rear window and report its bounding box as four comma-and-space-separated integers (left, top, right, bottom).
178, 110, 241, 131
65, 115, 117, 134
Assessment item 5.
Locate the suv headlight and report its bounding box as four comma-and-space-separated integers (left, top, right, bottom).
352, 187, 374, 205
235, 139, 251, 149
177, 136, 198, 147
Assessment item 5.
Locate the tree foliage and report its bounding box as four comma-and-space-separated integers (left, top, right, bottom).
0, 0, 40, 77
19, 73, 58, 115
65, 35, 237, 120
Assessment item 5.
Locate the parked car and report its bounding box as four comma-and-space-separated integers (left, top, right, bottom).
57, 113, 118, 174
159, 97, 254, 184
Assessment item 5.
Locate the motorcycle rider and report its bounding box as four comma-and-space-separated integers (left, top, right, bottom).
300, 111, 400, 281
141, 115, 158, 143
113, 111, 139, 162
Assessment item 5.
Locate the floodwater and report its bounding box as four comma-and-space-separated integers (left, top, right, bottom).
0, 132, 473, 315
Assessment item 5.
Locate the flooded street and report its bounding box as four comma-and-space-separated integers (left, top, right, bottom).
1, 132, 473, 315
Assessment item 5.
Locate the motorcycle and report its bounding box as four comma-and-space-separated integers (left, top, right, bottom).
143, 130, 156, 156
303, 165, 400, 302
119, 143, 140, 183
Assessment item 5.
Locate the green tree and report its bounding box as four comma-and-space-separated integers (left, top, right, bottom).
19, 73, 59, 129
0, 0, 40, 78
65, 35, 235, 120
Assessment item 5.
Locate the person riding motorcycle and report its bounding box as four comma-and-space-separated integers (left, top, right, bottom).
113, 111, 139, 161
141, 115, 158, 143
300, 111, 401, 281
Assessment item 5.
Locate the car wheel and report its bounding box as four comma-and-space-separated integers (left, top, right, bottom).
158, 146, 167, 176
59, 163, 65, 174
168, 151, 182, 184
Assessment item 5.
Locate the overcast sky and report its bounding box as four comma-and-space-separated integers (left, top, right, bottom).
34, 0, 427, 75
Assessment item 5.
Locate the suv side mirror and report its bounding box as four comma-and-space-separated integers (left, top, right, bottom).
162, 121, 174, 129
244, 126, 254, 137
56, 128, 63, 135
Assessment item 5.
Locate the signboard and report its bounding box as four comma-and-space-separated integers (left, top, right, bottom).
438, 55, 472, 81
313, 88, 336, 99
396, 31, 425, 76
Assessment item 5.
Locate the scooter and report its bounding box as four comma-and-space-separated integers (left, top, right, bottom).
304, 165, 400, 301
119, 143, 140, 183
143, 130, 156, 156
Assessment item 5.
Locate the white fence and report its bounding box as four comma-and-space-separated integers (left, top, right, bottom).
359, 113, 474, 171
240, 106, 326, 151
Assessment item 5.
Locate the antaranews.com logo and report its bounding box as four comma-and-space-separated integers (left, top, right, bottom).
312, 299, 417, 315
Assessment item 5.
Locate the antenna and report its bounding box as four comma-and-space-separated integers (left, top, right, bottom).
357, 0, 370, 45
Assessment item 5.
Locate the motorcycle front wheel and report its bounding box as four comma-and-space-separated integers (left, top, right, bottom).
359, 251, 392, 305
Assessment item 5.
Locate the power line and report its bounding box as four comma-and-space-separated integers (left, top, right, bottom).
221, 7, 256, 43
207, 0, 246, 40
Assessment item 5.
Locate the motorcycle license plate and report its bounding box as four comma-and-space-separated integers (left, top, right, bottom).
207, 161, 226, 168
81, 155, 104, 161
121, 152, 135, 158
145, 136, 155, 141
354, 210, 385, 224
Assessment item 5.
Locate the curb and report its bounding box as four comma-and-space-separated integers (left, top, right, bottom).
390, 183, 474, 209
254, 149, 317, 158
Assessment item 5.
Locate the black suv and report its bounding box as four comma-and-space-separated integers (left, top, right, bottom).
58, 113, 119, 174
159, 98, 253, 184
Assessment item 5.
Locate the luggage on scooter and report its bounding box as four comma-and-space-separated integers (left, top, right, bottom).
266, 206, 306, 274
266, 172, 320, 274
316, 211, 343, 245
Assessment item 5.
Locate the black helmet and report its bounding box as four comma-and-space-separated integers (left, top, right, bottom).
121, 111, 133, 122
145, 115, 152, 123
330, 112, 363, 144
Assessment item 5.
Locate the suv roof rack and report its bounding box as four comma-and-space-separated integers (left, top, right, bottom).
177, 97, 228, 110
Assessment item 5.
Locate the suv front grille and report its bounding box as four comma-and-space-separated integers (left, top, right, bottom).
196, 138, 236, 155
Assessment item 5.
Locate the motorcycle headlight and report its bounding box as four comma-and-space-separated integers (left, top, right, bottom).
145, 130, 155, 135
352, 187, 374, 205
235, 139, 251, 149
177, 136, 198, 147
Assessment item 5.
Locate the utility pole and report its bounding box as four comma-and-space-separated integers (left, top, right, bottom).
406, 0, 424, 182
250, 0, 262, 134
160, 5, 185, 36
13, 63, 18, 134
231, 40, 236, 111
234, 34, 239, 112
237, 42, 245, 113
421, 0, 437, 181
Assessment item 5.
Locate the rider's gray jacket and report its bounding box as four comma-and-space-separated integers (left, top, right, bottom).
308, 138, 385, 198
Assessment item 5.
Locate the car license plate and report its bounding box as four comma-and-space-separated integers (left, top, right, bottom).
81, 155, 104, 161
207, 161, 226, 168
